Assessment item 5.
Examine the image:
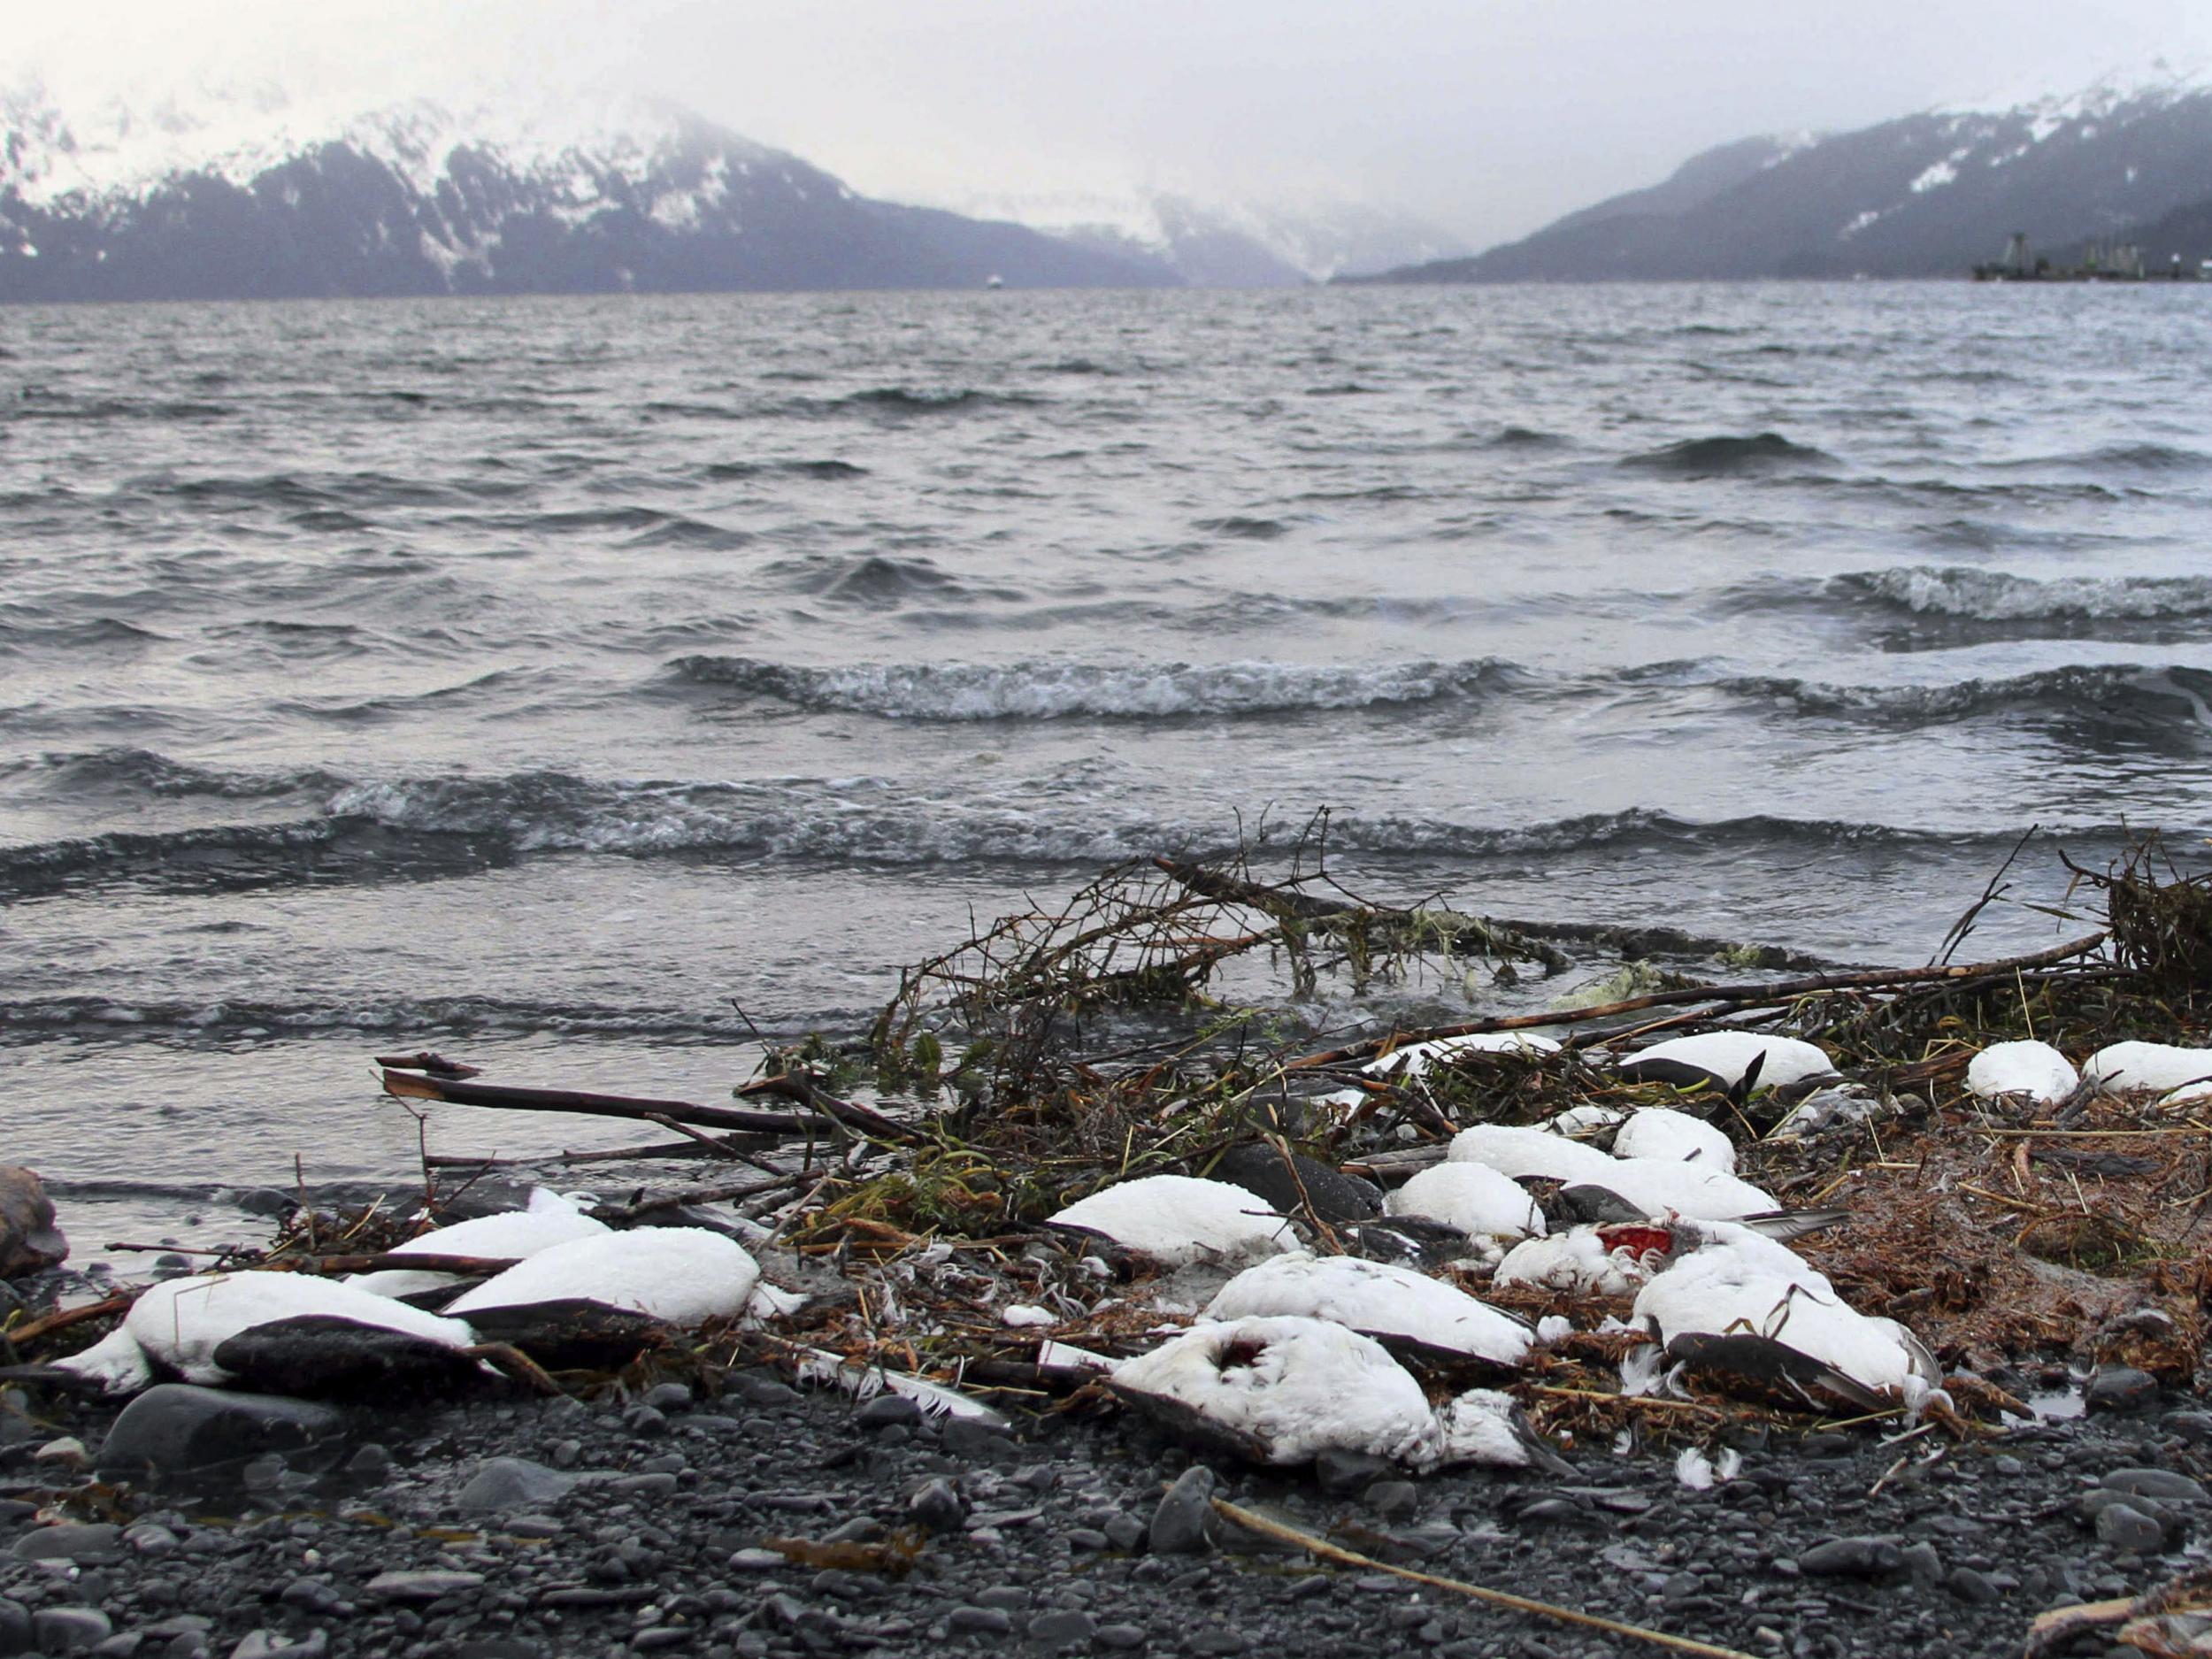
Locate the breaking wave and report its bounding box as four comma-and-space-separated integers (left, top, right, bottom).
665, 656, 1520, 719
1834, 566, 2212, 622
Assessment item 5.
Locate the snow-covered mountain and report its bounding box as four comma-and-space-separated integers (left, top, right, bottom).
1361, 61, 2212, 282
0, 83, 1180, 301
930, 186, 1472, 286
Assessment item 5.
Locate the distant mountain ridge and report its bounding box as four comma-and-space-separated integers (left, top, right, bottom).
1358, 64, 2212, 282
0, 86, 1179, 301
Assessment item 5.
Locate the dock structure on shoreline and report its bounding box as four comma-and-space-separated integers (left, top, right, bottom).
1973, 229, 2208, 282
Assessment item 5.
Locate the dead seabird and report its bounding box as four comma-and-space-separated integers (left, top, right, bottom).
1202, 1252, 1532, 1367
445, 1226, 760, 1325
1110, 1315, 1566, 1472
349, 1187, 609, 1301
54, 1271, 477, 1394
1618, 1033, 1837, 1094
1046, 1174, 1295, 1267
1383, 1162, 1547, 1241
1965, 1041, 2078, 1107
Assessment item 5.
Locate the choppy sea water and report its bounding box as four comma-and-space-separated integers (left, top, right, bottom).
4, 281, 2210, 1258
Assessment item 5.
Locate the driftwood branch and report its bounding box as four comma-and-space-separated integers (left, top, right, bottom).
380, 1067, 825, 1136
1287, 930, 2110, 1071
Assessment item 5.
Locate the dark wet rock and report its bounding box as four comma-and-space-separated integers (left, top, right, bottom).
0, 1599, 25, 1657
2085, 1368, 2160, 1413
364, 1570, 485, 1602
856, 1395, 922, 1431
1094, 1627, 1146, 1651
1210, 1143, 1381, 1226
909, 1478, 965, 1532
12, 1523, 122, 1562
96, 1386, 346, 1480
233, 1190, 298, 1220
941, 1417, 1014, 1460
0, 1168, 66, 1278
1027, 1609, 1096, 1648
230, 1628, 329, 1658
1150, 1465, 1217, 1555
640, 1383, 692, 1413
946, 1606, 1014, 1635
2102, 1467, 2208, 1503
1947, 1567, 2001, 1603
30, 1607, 111, 1652
2094, 1502, 2168, 1554
1365, 1480, 1419, 1517
1314, 1449, 1395, 1496
456, 1456, 578, 1515
211, 1316, 482, 1400
1797, 1537, 1904, 1577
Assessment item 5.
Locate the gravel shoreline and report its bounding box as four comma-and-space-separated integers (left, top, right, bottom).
4, 1368, 2207, 1659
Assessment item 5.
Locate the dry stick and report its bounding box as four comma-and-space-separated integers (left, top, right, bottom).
1283, 931, 2109, 1071
1209, 1498, 1762, 1659
604, 1174, 801, 1222
733, 1073, 915, 1142
5, 1295, 130, 1345
380, 1067, 826, 1137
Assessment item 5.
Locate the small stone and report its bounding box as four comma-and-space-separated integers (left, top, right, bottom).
2085, 1368, 2160, 1414
1094, 1626, 1147, 1651
622, 1405, 668, 1436
2102, 1468, 2208, 1504
1185, 1632, 1250, 1657
1797, 1537, 1904, 1577
909, 1479, 965, 1533
728, 1549, 786, 1571
2095, 1502, 2168, 1555
32, 1608, 113, 1654
610, 1473, 680, 1499
123, 1524, 180, 1555
1314, 1449, 1395, 1496
457, 1456, 578, 1515
1900, 1542, 1943, 1582
365, 1570, 486, 1602
1150, 1466, 1218, 1555
13, 1523, 123, 1562
1947, 1568, 2001, 1604
344, 1444, 392, 1479
641, 1383, 693, 1413
228, 1632, 328, 1659
1026, 1610, 1095, 1648
34, 1438, 88, 1471
1365, 1480, 1419, 1517
0, 1599, 28, 1656
856, 1395, 922, 1431
941, 1418, 1013, 1459
234, 1188, 298, 1219
946, 1607, 1014, 1635
1103, 1514, 1147, 1552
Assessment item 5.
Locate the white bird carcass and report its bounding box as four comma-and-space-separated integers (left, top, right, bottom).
1202, 1253, 1532, 1367
349, 1188, 610, 1300
1109, 1315, 1566, 1472
1365, 1032, 1561, 1079
1572, 1158, 1780, 1224
2084, 1041, 2212, 1098
446, 1226, 760, 1325
1964, 1041, 2078, 1107
1046, 1175, 1294, 1266
1610, 1107, 1736, 1171
56, 1271, 478, 1394
1618, 1033, 1837, 1094
1632, 1237, 1940, 1410
1384, 1163, 1546, 1240
1447, 1124, 1620, 1186
1495, 1225, 1670, 1297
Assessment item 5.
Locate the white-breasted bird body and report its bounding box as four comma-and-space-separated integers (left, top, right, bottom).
1384, 1163, 1546, 1240
1366, 1032, 1561, 1079
1047, 1174, 1294, 1267
1965, 1041, 2078, 1106
56, 1271, 477, 1394
1610, 1107, 1736, 1171
1620, 1033, 1836, 1092
1448, 1125, 1620, 1186
1202, 1252, 1532, 1367
1110, 1315, 1563, 1471
445, 1226, 760, 1325
2084, 1041, 2212, 1098
349, 1188, 610, 1300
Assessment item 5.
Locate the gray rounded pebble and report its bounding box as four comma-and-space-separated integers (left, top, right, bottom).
946, 1606, 1014, 1635
1150, 1465, 1218, 1556
13, 1523, 122, 1562
1027, 1610, 1095, 1647
2103, 1467, 2208, 1503
2095, 1502, 2167, 1555
909, 1477, 965, 1533
32, 1608, 114, 1654
1798, 1537, 1904, 1577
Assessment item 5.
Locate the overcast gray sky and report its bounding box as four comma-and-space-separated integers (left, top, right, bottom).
16, 1, 2212, 242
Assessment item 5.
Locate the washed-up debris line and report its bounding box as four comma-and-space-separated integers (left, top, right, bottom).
11, 827, 2212, 1488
